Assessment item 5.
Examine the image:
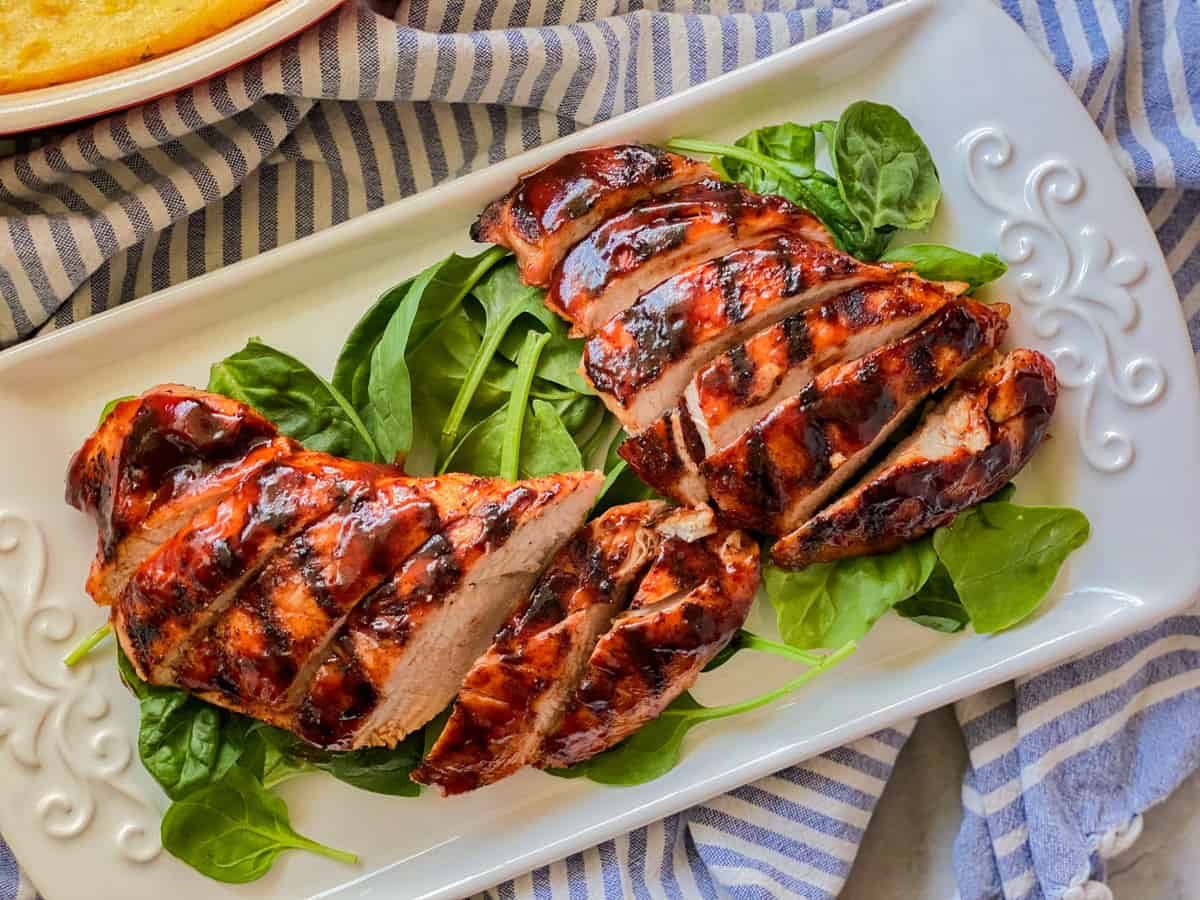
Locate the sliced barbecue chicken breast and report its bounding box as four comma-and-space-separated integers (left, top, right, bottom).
540, 527, 760, 768
293, 471, 603, 750
686, 275, 962, 453
172, 474, 489, 723
772, 349, 1057, 568
618, 276, 961, 506
677, 299, 1008, 534
546, 180, 831, 335
583, 235, 895, 433
413, 501, 694, 794
65, 385, 291, 607
116, 452, 391, 682
473, 145, 715, 286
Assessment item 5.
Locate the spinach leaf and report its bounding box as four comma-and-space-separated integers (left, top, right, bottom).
557, 394, 605, 452
331, 276, 416, 412
439, 263, 564, 458
160, 766, 357, 883
364, 248, 510, 465
501, 331, 551, 481
764, 539, 937, 649
832, 101, 940, 232
525, 399, 586, 476
209, 339, 378, 462
308, 741, 424, 797
138, 690, 249, 800
881, 244, 1007, 293
98, 395, 134, 424
366, 273, 433, 465
62, 621, 112, 666
702, 628, 825, 673
443, 398, 583, 479
407, 313, 516, 467
333, 247, 508, 412
675, 135, 869, 253
250, 726, 425, 797
893, 563, 969, 633
240, 728, 314, 790
666, 133, 885, 259
496, 302, 591, 395
116, 647, 249, 799
715, 122, 817, 186
116, 642, 150, 699
933, 501, 1090, 633
549, 641, 855, 786
670, 103, 938, 261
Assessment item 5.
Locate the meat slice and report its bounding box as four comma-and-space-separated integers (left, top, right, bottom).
540, 527, 760, 768
293, 471, 603, 750
116, 453, 387, 682
617, 276, 960, 506
583, 235, 895, 433
686, 275, 961, 454
618, 406, 712, 507
413, 501, 695, 795
473, 145, 714, 286
64, 385, 287, 606
546, 180, 831, 335
695, 300, 1009, 534
171, 474, 488, 723
772, 349, 1057, 568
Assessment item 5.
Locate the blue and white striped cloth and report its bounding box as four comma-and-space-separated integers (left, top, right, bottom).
2, 1, 1198, 898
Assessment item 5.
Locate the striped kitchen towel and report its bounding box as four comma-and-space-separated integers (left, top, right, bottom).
1, 1, 1198, 899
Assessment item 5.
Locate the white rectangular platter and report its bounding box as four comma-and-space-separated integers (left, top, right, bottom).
2, 1, 1198, 898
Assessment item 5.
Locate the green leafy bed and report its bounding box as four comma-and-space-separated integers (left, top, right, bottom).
69, 101, 1088, 883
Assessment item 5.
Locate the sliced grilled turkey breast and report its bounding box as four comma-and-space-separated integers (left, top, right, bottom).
116, 453, 388, 682
293, 471, 603, 750
65, 385, 287, 606
583, 235, 895, 432
412, 501, 687, 794
697, 300, 1009, 534
546, 180, 832, 335
172, 474, 488, 723
772, 349, 1057, 568
540, 527, 760, 768
473, 145, 714, 286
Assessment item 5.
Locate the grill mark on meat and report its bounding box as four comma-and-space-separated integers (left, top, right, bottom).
744, 430, 781, 517
294, 637, 380, 747
724, 345, 755, 402
676, 401, 707, 469
582, 235, 883, 418
783, 313, 813, 364
906, 343, 937, 388
472, 145, 718, 285
293, 514, 492, 748
778, 247, 805, 296
717, 258, 745, 324
698, 300, 1008, 533
66, 388, 278, 558
540, 531, 759, 768
773, 349, 1057, 568
839, 288, 869, 329
118, 459, 369, 679
618, 416, 687, 484
414, 503, 666, 793
633, 220, 690, 258
293, 532, 342, 620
